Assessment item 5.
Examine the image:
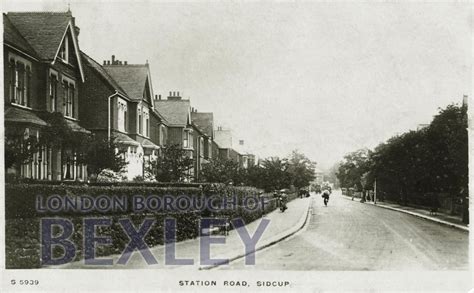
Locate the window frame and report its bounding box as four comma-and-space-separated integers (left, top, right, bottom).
8, 53, 32, 108
62, 76, 76, 119
49, 70, 59, 112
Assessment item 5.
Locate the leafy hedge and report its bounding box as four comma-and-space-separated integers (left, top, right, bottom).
5, 183, 291, 268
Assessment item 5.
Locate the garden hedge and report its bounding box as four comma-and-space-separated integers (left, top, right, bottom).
5, 183, 294, 268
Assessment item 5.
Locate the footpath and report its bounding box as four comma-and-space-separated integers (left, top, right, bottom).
57, 195, 312, 269
343, 195, 468, 232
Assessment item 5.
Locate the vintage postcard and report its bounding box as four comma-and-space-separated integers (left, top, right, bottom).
0, 0, 472, 292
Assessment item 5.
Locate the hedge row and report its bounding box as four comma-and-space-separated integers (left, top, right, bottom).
5, 184, 264, 219
5, 183, 287, 269
7, 178, 209, 188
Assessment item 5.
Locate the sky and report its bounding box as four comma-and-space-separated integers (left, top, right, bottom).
3, 0, 472, 170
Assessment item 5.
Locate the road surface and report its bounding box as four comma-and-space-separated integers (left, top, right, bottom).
218, 191, 468, 270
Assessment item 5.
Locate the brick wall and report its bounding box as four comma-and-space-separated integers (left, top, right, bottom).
78, 61, 112, 130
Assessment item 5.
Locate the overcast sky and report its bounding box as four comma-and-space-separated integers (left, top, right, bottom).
4, 1, 471, 170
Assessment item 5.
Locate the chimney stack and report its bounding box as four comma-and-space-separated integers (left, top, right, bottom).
159, 94, 161, 100
103, 60, 106, 65
463, 95, 468, 106
112, 55, 115, 64
107, 60, 110, 65
124, 61, 127, 65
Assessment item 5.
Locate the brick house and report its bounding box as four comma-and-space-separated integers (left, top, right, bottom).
191, 110, 214, 181
3, 11, 89, 181
154, 92, 194, 180
79, 54, 166, 180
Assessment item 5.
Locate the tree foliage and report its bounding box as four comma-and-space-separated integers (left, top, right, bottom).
85, 135, 127, 179
149, 144, 194, 182
337, 103, 468, 207
200, 150, 315, 192
200, 158, 243, 184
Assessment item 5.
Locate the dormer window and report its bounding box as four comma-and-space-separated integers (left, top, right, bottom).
59, 36, 69, 63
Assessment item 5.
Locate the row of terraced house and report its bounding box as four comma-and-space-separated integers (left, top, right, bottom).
3, 10, 255, 182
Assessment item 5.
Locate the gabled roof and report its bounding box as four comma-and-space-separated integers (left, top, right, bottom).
214, 128, 233, 148
6, 12, 70, 60
103, 64, 151, 101
80, 52, 128, 97
5, 11, 85, 81
154, 99, 191, 127
191, 112, 213, 137
3, 14, 38, 58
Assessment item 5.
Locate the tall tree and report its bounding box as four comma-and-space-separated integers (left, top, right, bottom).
336, 148, 371, 190
149, 144, 194, 182
85, 135, 127, 180
286, 150, 316, 189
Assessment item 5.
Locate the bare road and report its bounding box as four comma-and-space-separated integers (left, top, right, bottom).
219, 191, 468, 270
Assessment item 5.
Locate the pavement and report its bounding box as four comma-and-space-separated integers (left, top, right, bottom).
344, 195, 469, 231
54, 195, 312, 269
220, 191, 468, 270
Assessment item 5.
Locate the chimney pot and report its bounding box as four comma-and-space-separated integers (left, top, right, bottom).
159, 94, 161, 100
124, 61, 127, 65
103, 60, 106, 65
177, 91, 180, 97
112, 55, 115, 63
107, 60, 110, 65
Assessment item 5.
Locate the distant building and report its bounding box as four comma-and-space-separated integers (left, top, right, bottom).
314, 168, 324, 185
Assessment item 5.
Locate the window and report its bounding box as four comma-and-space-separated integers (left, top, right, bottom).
138, 108, 142, 134
200, 137, 204, 157
124, 109, 127, 131
59, 36, 69, 63
62, 78, 76, 118
9, 54, 32, 107
9, 57, 31, 107
49, 71, 58, 111
159, 125, 165, 145
183, 131, 189, 148
117, 99, 127, 132
145, 112, 149, 137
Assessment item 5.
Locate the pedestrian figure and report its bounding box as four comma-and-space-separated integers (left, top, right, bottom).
430, 193, 439, 216
322, 189, 330, 206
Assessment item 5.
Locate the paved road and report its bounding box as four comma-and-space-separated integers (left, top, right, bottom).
219, 191, 468, 270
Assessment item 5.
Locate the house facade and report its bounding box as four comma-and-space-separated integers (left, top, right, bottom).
191, 111, 214, 181
154, 92, 194, 180
80, 54, 166, 180
4, 11, 89, 181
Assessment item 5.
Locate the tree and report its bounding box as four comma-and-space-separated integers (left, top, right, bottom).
286, 150, 316, 189
336, 148, 371, 190
85, 135, 127, 180
149, 144, 194, 182
366, 102, 467, 211
200, 158, 241, 184
259, 157, 291, 191
5, 130, 40, 170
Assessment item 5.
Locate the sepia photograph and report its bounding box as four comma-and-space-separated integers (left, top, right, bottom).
0, 0, 472, 292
